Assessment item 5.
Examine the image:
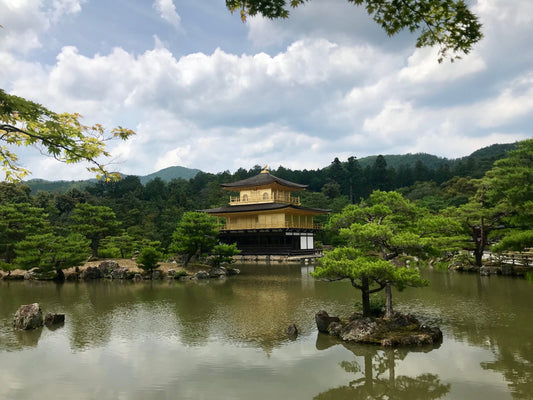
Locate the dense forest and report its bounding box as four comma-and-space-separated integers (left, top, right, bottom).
0, 140, 531, 276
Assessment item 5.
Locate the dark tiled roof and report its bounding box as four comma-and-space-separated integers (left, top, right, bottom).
221, 172, 308, 190
202, 203, 330, 214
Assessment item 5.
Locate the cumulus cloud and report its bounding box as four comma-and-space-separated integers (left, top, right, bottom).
398, 47, 486, 84
1, 0, 532, 180
49, 0, 85, 22
153, 0, 181, 28
0, 0, 85, 54
0, 1, 50, 53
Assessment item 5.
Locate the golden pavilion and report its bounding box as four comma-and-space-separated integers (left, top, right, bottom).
203, 167, 330, 255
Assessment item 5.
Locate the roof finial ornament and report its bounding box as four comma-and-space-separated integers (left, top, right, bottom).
261, 165, 269, 174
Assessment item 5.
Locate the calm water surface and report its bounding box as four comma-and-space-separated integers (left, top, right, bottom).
0, 265, 532, 400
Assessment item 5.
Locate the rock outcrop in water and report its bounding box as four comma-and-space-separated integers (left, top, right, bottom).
315, 310, 442, 347
44, 313, 65, 328
13, 303, 44, 330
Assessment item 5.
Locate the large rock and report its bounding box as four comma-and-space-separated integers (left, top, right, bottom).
110, 267, 130, 279
226, 267, 241, 276
315, 310, 341, 333
209, 267, 227, 278
44, 313, 65, 327
82, 266, 103, 280
340, 317, 380, 342
287, 324, 299, 337
195, 271, 210, 280
13, 303, 43, 330
319, 310, 442, 347
98, 260, 119, 275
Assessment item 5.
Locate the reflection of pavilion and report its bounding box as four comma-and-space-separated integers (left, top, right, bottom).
203, 167, 329, 255
314, 335, 448, 399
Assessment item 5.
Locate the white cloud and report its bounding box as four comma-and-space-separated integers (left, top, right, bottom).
0, 0, 86, 54
50, 0, 85, 22
1, 0, 532, 180
398, 47, 486, 84
363, 101, 424, 139
0, 0, 50, 53
475, 0, 533, 26
152, 0, 181, 28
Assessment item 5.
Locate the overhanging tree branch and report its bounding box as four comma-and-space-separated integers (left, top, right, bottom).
226, 0, 482, 62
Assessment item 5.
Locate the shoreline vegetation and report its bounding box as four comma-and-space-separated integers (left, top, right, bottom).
0, 258, 240, 282
1, 249, 531, 282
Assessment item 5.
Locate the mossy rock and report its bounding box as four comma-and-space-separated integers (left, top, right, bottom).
319, 311, 443, 347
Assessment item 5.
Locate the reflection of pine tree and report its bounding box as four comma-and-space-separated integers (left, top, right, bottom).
314, 347, 450, 399
482, 347, 533, 399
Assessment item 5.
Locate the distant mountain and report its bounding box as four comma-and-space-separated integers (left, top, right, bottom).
24, 165, 202, 194
467, 142, 515, 160
356, 143, 516, 170
138, 166, 201, 185
22, 143, 517, 194
357, 153, 451, 170
23, 179, 95, 194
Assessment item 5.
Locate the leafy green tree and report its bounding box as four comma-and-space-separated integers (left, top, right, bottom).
0, 89, 135, 181
226, 0, 482, 62
314, 190, 463, 317
321, 180, 342, 199
314, 246, 427, 318
70, 203, 121, 258
0, 182, 31, 203
446, 182, 505, 267
371, 155, 393, 191
0, 203, 50, 263
169, 212, 219, 267
484, 139, 533, 252
211, 243, 242, 267
101, 232, 137, 259
136, 246, 163, 275
440, 176, 477, 207
346, 156, 363, 203
14, 233, 89, 280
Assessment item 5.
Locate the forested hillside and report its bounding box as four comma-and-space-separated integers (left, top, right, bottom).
22, 143, 515, 195
1, 140, 530, 277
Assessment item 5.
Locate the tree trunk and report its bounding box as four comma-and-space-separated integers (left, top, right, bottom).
361, 276, 371, 317
364, 353, 373, 390
472, 218, 486, 267
387, 349, 396, 387
54, 268, 65, 282
385, 283, 393, 318
474, 249, 483, 267
91, 238, 99, 258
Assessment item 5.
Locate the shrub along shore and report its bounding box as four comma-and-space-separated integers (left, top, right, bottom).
0, 258, 240, 282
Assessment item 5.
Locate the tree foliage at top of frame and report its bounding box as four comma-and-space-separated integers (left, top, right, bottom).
226, 0, 482, 62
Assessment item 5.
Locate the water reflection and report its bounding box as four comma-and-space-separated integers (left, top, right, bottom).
396, 271, 533, 399
14, 328, 42, 348
315, 333, 449, 399
0, 266, 532, 399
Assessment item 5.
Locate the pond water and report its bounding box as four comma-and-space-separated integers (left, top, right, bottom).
0, 265, 532, 400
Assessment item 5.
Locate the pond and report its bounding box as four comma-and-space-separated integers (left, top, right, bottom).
0, 265, 532, 400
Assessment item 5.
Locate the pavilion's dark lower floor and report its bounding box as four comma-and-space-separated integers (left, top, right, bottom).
219, 229, 318, 255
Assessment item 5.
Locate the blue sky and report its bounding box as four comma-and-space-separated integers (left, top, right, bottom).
1, 0, 532, 180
